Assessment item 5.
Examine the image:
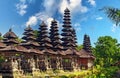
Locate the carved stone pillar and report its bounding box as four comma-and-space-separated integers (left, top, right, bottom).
12, 59, 18, 71
76, 57, 80, 71
88, 59, 94, 69
71, 58, 75, 71
36, 56, 39, 69
45, 55, 49, 70
59, 57, 63, 70
18, 58, 21, 70
75, 57, 78, 70
48, 56, 52, 70
72, 57, 78, 71
30, 58, 36, 71
56, 56, 60, 70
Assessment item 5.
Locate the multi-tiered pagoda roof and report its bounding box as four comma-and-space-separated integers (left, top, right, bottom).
49, 19, 62, 51
78, 34, 94, 58
0, 8, 94, 59
61, 8, 76, 50
83, 34, 92, 53
37, 21, 57, 54
0, 8, 95, 77
0, 29, 27, 52
21, 25, 42, 54
0, 33, 6, 49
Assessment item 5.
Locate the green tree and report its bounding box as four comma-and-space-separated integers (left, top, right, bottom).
0, 36, 3, 40
0, 33, 3, 40
76, 45, 83, 51
33, 30, 39, 38
102, 7, 120, 26
94, 36, 120, 67
16, 37, 23, 43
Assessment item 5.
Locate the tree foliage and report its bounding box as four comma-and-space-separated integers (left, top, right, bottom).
94, 36, 120, 67
16, 37, 23, 43
76, 45, 83, 51
0, 36, 3, 40
33, 30, 39, 38
102, 7, 120, 26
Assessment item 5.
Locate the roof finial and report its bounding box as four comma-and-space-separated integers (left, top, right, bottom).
27, 25, 31, 29
65, 7, 70, 12
0, 32, 2, 36
28, 25, 30, 27
41, 21, 46, 26
52, 18, 57, 22
9, 28, 12, 32
53, 18, 55, 21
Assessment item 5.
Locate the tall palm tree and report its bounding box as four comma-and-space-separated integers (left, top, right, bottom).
102, 7, 120, 26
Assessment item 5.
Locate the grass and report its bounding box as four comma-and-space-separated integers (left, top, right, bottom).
10, 67, 119, 78
22, 70, 92, 78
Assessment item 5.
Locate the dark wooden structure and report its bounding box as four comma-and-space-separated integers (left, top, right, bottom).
0, 8, 95, 77
21, 25, 42, 73
61, 8, 75, 50
49, 19, 62, 51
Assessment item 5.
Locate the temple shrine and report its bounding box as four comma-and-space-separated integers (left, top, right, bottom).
0, 8, 94, 77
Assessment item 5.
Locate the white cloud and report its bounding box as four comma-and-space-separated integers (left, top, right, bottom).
26, 16, 37, 26
46, 17, 53, 29
20, 0, 26, 3
76, 27, 81, 31
16, 0, 28, 16
25, 0, 89, 28
35, 12, 50, 21
26, 12, 54, 28
74, 23, 80, 27
11, 25, 15, 28
111, 24, 117, 32
25, 0, 56, 27
96, 17, 103, 20
74, 23, 81, 31
88, 0, 96, 6
44, 0, 56, 13
59, 0, 88, 14
28, 0, 35, 3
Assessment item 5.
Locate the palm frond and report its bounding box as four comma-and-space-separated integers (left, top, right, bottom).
101, 7, 120, 26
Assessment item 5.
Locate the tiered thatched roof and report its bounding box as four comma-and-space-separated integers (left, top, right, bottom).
61, 8, 77, 50
0, 29, 28, 53
83, 34, 92, 53
0, 8, 94, 59
49, 19, 63, 51
77, 49, 94, 59
0, 41, 6, 49
21, 25, 42, 54
0, 45, 28, 53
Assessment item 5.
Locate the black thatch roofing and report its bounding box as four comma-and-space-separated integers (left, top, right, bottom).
0, 42, 6, 48
3, 28, 17, 38
0, 45, 28, 53
20, 41, 39, 47
65, 8, 70, 12
78, 49, 95, 59
41, 48, 58, 55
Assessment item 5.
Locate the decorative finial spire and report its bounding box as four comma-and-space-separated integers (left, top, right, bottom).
41, 21, 46, 26
52, 18, 57, 23
83, 34, 92, 53
9, 28, 12, 32
28, 25, 30, 27
0, 33, 2, 36
28, 25, 32, 29
53, 18, 55, 21
65, 8, 70, 12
